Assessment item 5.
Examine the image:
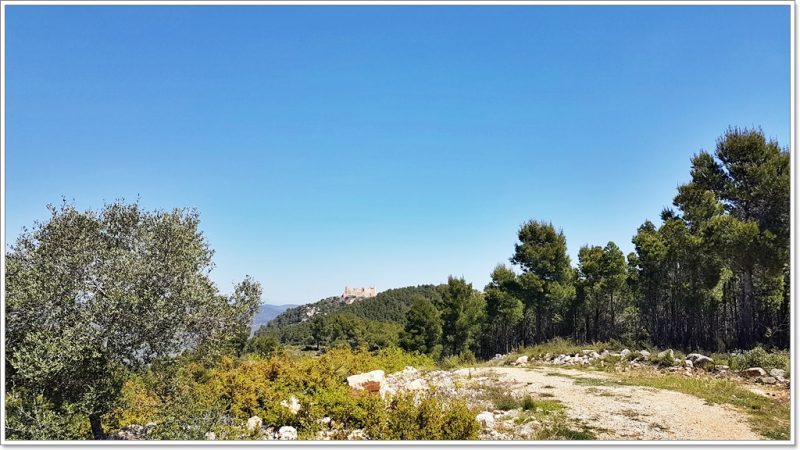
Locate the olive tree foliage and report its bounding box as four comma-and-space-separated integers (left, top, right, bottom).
5, 201, 262, 439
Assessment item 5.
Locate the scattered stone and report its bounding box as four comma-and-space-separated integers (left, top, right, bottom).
715, 365, 729, 372
204, 432, 216, 440
476, 411, 495, 428
108, 424, 154, 440
348, 370, 385, 393
684, 360, 693, 368
278, 426, 297, 440
347, 429, 366, 440
620, 349, 631, 358
280, 395, 302, 415
638, 350, 651, 359
758, 376, 777, 385
246, 416, 263, 432
514, 355, 529, 366
742, 367, 767, 378
686, 353, 714, 369
405, 379, 427, 391
769, 368, 785, 379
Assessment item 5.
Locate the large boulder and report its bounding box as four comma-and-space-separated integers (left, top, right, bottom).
246, 416, 263, 432
476, 411, 495, 428
638, 350, 651, 359
742, 367, 767, 378
758, 376, 777, 385
347, 370, 385, 394
513, 355, 529, 366
620, 349, 631, 358
278, 426, 297, 440
769, 368, 786, 379
686, 353, 714, 369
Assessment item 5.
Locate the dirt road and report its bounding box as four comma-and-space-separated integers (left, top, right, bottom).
457, 366, 763, 441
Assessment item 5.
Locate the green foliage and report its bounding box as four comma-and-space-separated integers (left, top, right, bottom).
244, 333, 283, 357
520, 395, 536, 411
630, 128, 789, 351
440, 277, 485, 357
102, 348, 441, 440
576, 242, 628, 342
510, 220, 574, 344
310, 313, 402, 351
6, 389, 93, 440
400, 296, 443, 356
5, 200, 263, 439
262, 285, 444, 349
365, 393, 479, 440
728, 347, 789, 373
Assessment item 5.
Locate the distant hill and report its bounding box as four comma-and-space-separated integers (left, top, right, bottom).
251, 303, 297, 332
258, 285, 444, 345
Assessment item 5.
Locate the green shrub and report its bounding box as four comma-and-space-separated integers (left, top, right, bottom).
729, 347, 789, 373
104, 347, 446, 440
244, 334, 283, 357
439, 355, 461, 370
521, 395, 536, 411
5, 390, 93, 440
438, 351, 477, 370
365, 393, 479, 440
493, 394, 520, 411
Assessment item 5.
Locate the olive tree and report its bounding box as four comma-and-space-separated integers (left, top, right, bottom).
5, 201, 262, 439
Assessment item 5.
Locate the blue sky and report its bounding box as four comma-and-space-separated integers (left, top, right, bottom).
5, 5, 791, 305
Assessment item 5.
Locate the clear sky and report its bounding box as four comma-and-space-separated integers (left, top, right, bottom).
5, 5, 791, 305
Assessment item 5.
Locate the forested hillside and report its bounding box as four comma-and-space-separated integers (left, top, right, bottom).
260, 285, 443, 349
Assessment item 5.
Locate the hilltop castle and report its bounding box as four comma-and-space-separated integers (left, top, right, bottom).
342, 286, 376, 303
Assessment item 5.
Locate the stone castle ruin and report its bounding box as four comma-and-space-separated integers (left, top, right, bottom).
342, 286, 377, 304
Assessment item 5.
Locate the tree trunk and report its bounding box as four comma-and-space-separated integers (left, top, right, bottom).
89, 413, 104, 440
609, 290, 615, 338
741, 269, 754, 348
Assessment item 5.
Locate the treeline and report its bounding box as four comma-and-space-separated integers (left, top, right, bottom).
263, 128, 790, 359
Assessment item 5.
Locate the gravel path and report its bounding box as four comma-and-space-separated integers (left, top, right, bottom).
463, 366, 763, 441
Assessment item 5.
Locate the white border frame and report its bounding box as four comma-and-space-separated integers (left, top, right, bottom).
0, 0, 795, 447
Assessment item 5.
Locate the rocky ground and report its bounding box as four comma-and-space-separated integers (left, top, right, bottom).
112, 349, 788, 441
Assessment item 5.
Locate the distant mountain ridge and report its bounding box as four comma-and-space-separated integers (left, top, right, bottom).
251, 303, 297, 332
